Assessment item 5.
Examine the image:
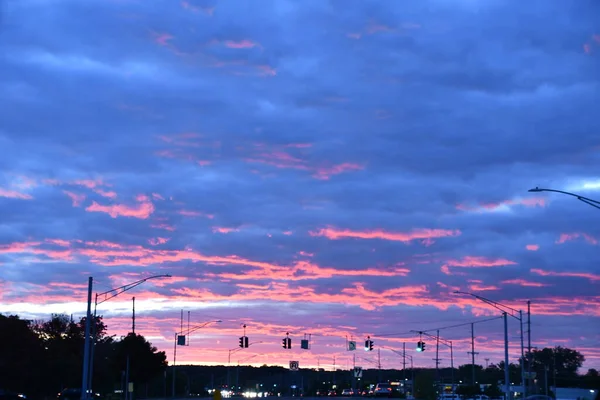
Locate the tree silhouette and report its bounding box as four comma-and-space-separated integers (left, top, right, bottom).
0, 315, 44, 394
113, 333, 168, 388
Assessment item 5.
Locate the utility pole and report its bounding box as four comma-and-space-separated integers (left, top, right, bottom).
333, 355, 336, 385
132, 297, 135, 334
403, 342, 407, 381
527, 301, 532, 394
485, 359, 490, 369
468, 323, 479, 385
353, 353, 356, 392
81, 277, 93, 400
378, 348, 382, 382
434, 330, 441, 384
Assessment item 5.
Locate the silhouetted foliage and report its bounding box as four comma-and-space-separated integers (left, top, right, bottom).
0, 313, 166, 399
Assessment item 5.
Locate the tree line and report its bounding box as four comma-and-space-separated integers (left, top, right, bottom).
0, 313, 167, 399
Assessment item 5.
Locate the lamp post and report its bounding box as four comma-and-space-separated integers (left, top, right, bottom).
237, 354, 260, 388
528, 187, 600, 210
81, 274, 171, 400
454, 291, 526, 400
172, 319, 222, 398
409, 331, 455, 394
227, 341, 263, 389
381, 347, 414, 394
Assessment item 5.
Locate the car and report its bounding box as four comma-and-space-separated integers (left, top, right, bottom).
373, 383, 392, 398
341, 389, 355, 396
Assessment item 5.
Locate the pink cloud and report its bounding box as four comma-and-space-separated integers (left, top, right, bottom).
531, 268, 600, 282
312, 163, 364, 180
63, 190, 86, 207
502, 279, 550, 288
0, 188, 33, 200
148, 237, 170, 246
310, 226, 461, 243
525, 244, 540, 251
224, 40, 260, 49
85, 195, 154, 219
94, 188, 117, 199
212, 227, 239, 234
556, 232, 598, 245
457, 197, 545, 212
177, 210, 214, 218
153, 32, 173, 46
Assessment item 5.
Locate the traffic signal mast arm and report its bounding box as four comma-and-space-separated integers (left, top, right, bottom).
453, 291, 521, 320
178, 320, 221, 336
411, 331, 452, 349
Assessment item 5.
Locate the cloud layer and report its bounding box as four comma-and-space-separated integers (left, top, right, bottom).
1, 0, 599, 370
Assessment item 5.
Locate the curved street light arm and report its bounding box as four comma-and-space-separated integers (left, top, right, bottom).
96, 274, 172, 305
528, 187, 600, 210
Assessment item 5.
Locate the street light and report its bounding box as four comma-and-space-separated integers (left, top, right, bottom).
528, 187, 600, 210
227, 341, 263, 388
454, 291, 526, 400
409, 331, 455, 393
172, 319, 222, 398
81, 274, 171, 400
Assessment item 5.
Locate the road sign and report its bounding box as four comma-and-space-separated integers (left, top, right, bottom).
289, 361, 299, 371
301, 339, 310, 349
348, 341, 356, 351
353, 367, 363, 378
177, 335, 186, 346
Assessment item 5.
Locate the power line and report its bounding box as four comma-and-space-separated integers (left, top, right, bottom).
374, 316, 503, 337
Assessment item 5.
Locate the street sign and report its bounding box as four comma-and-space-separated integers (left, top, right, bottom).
177, 335, 186, 346
301, 339, 310, 349
348, 341, 356, 351
353, 367, 363, 378
289, 361, 299, 371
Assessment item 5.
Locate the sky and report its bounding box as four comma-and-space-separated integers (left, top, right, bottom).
1, 0, 600, 373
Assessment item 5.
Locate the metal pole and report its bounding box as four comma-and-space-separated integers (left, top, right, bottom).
228, 350, 231, 388
471, 323, 476, 385
172, 333, 177, 398
450, 342, 455, 394
527, 301, 532, 394
132, 297, 136, 334
81, 277, 93, 400
125, 354, 130, 400
403, 342, 406, 382
87, 295, 98, 393
544, 367, 548, 396
435, 330, 440, 384
503, 312, 510, 400
520, 311, 526, 398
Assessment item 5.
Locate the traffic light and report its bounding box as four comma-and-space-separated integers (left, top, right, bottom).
244, 336, 249, 348
422, 341, 426, 351
239, 336, 249, 348
364, 338, 374, 351
282, 337, 291, 349
416, 341, 426, 352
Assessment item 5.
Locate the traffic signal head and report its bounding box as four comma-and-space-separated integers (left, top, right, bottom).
282, 337, 291, 349
416, 341, 426, 352
364, 339, 374, 351
239, 337, 244, 348
422, 342, 426, 351
369, 340, 374, 351
244, 336, 249, 348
